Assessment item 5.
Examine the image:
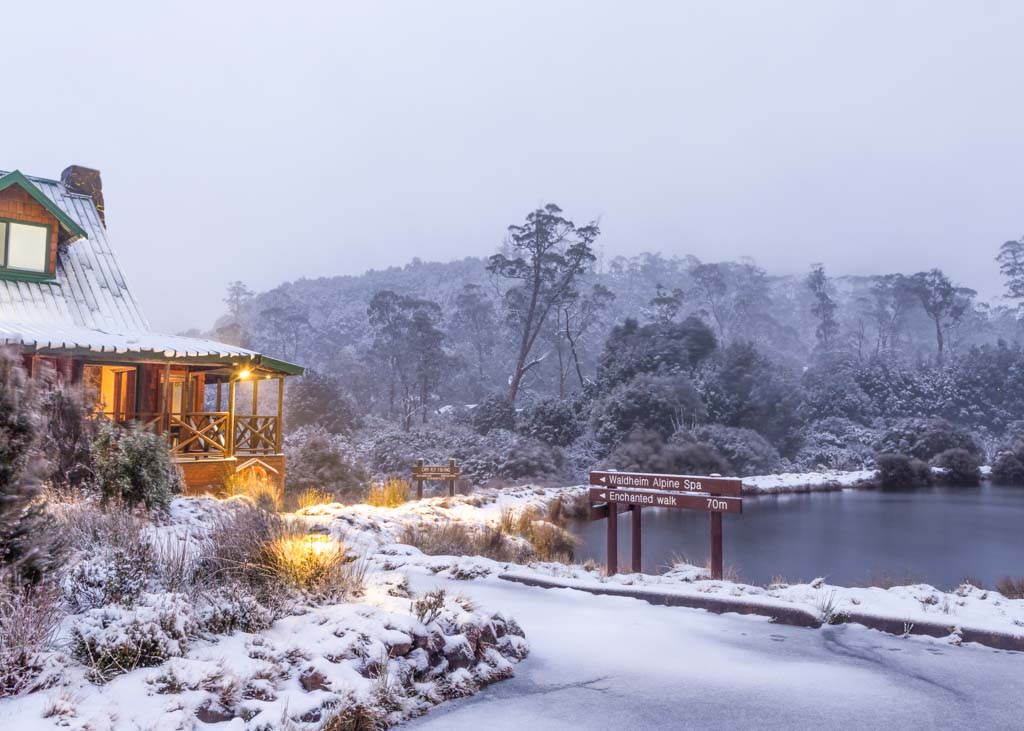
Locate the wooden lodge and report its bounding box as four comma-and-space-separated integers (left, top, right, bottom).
0, 166, 303, 491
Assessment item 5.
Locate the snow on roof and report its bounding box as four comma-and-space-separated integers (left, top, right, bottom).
0, 319, 259, 358
0, 170, 297, 370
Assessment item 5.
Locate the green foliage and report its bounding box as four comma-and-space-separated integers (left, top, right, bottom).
518, 398, 582, 446
284, 426, 369, 502
931, 448, 982, 486
287, 371, 362, 434
597, 316, 716, 389
690, 424, 781, 475
874, 417, 981, 462
991, 437, 1024, 485
593, 373, 705, 449
92, 422, 183, 510
0, 349, 59, 583
607, 429, 732, 475
876, 453, 933, 489
472, 394, 515, 435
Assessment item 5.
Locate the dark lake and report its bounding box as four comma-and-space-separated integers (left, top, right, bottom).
569, 483, 1024, 589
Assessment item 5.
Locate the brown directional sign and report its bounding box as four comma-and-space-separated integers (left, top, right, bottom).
589, 487, 743, 514
413, 465, 460, 478
589, 471, 742, 497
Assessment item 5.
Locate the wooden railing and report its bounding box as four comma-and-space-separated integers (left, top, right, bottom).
94, 411, 280, 459
234, 415, 280, 455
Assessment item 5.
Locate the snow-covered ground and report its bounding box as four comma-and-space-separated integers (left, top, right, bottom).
294, 483, 1024, 645
4, 472, 1020, 729
402, 575, 1024, 730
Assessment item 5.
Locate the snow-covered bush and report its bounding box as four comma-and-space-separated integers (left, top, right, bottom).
875, 453, 933, 489
0, 348, 61, 583
518, 398, 583, 446
92, 421, 183, 510
931, 448, 982, 485
0, 582, 62, 697
607, 430, 731, 475
991, 438, 1024, 485
874, 417, 981, 462
495, 438, 564, 481
194, 583, 276, 635
70, 592, 192, 682
64, 540, 154, 612
471, 394, 515, 435
690, 425, 781, 475
286, 370, 363, 434
793, 417, 877, 471
284, 425, 369, 502
593, 373, 705, 449
36, 380, 97, 493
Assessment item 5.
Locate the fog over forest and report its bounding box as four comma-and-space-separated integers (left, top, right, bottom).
192, 204, 1024, 496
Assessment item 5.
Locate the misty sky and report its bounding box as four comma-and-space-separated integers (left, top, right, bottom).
3, 1, 1023, 333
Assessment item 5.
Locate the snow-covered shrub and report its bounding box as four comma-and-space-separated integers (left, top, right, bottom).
0, 581, 62, 697
607, 430, 731, 475
70, 592, 192, 682
91, 421, 183, 510
793, 417, 877, 471
518, 398, 583, 446
471, 394, 515, 435
875, 453, 933, 489
286, 371, 363, 434
874, 417, 981, 462
690, 425, 781, 475
496, 439, 564, 481
59, 507, 157, 611
991, 438, 1024, 485
593, 373, 705, 448
194, 583, 276, 635
284, 425, 369, 502
0, 348, 61, 583
931, 448, 981, 486
596, 316, 717, 389
36, 379, 97, 493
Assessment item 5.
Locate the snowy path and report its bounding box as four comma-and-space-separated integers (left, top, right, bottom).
405, 576, 1024, 730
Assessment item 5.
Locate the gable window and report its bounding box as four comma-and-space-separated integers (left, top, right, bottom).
0, 219, 51, 276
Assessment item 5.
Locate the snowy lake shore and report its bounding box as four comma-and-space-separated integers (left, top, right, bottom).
298, 479, 1024, 651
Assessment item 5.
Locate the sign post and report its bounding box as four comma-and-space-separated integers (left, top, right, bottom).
413, 459, 461, 498
588, 471, 743, 579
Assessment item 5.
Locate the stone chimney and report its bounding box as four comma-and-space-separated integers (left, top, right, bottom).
60, 165, 105, 226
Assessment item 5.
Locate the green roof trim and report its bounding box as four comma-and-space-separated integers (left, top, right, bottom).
256, 354, 305, 376
0, 170, 88, 240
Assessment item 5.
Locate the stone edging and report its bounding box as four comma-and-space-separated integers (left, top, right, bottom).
498, 573, 1024, 652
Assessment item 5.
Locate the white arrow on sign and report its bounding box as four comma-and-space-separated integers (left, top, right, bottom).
599, 476, 607, 484
596, 491, 607, 500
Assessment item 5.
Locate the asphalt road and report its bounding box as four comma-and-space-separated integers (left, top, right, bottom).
406, 575, 1024, 730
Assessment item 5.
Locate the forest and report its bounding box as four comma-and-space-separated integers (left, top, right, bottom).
196, 204, 1024, 497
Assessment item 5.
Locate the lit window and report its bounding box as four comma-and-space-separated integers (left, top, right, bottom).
1, 220, 50, 275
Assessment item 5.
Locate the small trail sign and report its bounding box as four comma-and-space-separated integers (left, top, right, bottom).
589, 471, 743, 578
589, 470, 742, 497
589, 487, 743, 514
413, 458, 460, 498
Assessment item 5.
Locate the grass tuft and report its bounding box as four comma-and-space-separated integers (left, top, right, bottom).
366, 478, 409, 508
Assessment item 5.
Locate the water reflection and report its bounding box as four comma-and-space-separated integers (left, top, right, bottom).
570, 483, 1024, 588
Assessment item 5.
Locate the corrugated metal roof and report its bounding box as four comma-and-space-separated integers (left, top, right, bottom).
0, 319, 259, 359
0, 170, 301, 372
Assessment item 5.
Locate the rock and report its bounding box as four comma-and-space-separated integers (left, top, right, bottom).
299, 669, 330, 692
195, 704, 234, 724
388, 641, 413, 658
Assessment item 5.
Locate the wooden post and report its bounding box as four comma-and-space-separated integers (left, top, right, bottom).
448, 458, 456, 497
227, 377, 236, 458
631, 504, 642, 573
162, 363, 171, 435
216, 380, 223, 412
607, 503, 618, 576
710, 491, 723, 580
276, 376, 284, 454
416, 458, 424, 500
252, 378, 259, 416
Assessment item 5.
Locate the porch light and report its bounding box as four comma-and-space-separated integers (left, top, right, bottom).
238, 368, 252, 379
